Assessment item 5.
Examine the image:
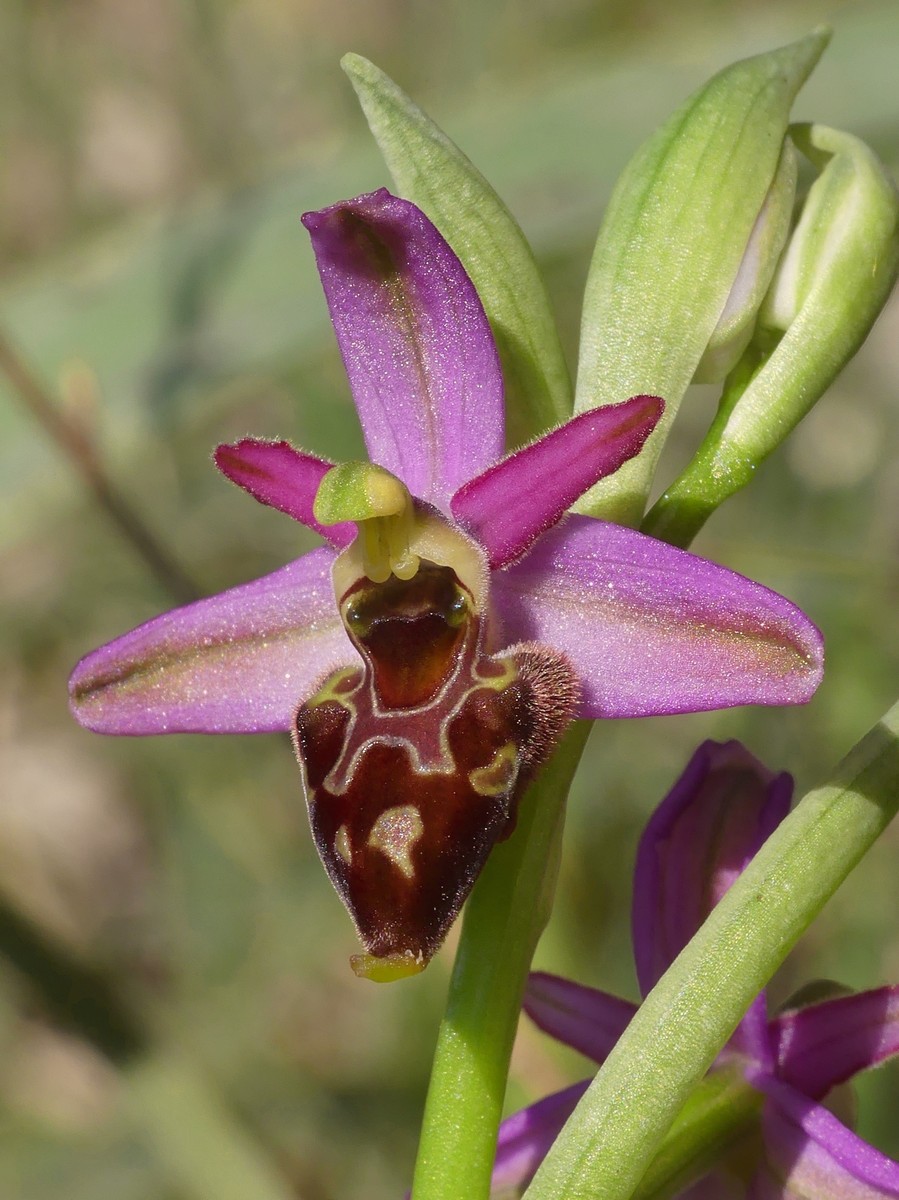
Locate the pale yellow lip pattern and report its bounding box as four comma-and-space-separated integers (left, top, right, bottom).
331, 505, 489, 614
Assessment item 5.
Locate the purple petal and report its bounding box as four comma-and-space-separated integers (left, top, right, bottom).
491, 517, 824, 718
732, 995, 776, 1071
492, 1081, 589, 1195
214, 439, 355, 547
632, 740, 792, 1014
753, 1074, 899, 1198
302, 189, 504, 509
747, 1170, 784, 1200
69, 548, 353, 734
451, 397, 662, 568
773, 987, 899, 1101
523, 971, 637, 1064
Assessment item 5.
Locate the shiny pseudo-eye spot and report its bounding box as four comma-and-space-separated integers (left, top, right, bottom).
446, 588, 469, 628
367, 805, 424, 880
335, 824, 352, 864
344, 601, 368, 637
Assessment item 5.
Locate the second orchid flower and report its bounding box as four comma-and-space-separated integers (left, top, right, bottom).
495, 741, 899, 1198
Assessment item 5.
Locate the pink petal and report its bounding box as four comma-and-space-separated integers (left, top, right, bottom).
491, 517, 824, 718
451, 397, 662, 568
632, 741, 791, 1010
523, 971, 637, 1064
733, 995, 776, 1072
753, 1074, 899, 1198
214, 439, 355, 547
302, 189, 504, 509
747, 1173, 781, 1200
69, 548, 353, 734
773, 987, 899, 1101
492, 1081, 589, 1195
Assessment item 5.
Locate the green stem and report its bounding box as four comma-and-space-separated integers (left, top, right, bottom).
411, 722, 590, 1200
525, 699, 899, 1200
630, 1068, 761, 1199
640, 345, 766, 548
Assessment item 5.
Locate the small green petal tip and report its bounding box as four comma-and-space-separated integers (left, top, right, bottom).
340, 52, 371, 86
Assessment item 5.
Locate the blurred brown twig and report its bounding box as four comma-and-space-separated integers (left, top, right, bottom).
0, 886, 147, 1065
0, 329, 201, 605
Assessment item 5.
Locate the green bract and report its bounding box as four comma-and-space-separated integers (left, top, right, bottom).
342, 52, 573, 446
573, 29, 830, 525
645, 122, 899, 546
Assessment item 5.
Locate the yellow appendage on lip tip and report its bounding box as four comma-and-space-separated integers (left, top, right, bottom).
314, 461, 420, 584
350, 951, 426, 983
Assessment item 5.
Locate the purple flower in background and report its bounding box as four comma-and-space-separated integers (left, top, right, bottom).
69, 190, 824, 976
495, 740, 899, 1197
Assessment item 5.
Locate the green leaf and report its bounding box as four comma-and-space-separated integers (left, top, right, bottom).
342, 52, 572, 446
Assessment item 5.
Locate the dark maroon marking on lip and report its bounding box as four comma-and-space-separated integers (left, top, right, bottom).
293, 561, 579, 972
340, 561, 470, 708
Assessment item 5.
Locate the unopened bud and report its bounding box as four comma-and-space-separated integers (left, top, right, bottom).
644, 123, 899, 546
573, 30, 829, 525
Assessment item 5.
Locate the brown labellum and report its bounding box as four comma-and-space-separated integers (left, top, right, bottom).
293, 560, 578, 981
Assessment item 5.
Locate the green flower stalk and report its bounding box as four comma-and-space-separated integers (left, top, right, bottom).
645, 122, 899, 547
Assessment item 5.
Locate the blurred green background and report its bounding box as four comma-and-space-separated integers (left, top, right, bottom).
1, 1, 898, 1197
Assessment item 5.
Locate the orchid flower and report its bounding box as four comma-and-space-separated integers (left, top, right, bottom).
69, 190, 823, 980
495, 740, 899, 1197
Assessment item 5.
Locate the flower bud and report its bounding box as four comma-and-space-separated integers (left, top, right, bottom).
693, 141, 798, 385
572, 30, 829, 525
762, 123, 898, 335
644, 123, 899, 546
